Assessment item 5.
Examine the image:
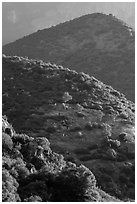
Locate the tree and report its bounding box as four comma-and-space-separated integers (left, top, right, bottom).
50, 164, 97, 201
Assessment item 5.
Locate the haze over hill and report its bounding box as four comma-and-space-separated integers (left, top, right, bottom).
3, 13, 135, 102
2, 2, 135, 45
2, 55, 135, 201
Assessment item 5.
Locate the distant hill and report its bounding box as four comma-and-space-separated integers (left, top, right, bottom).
2, 55, 135, 201
2, 13, 135, 101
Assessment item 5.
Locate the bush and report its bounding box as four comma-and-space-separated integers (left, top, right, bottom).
2, 169, 20, 202
19, 181, 48, 201
50, 164, 96, 202
2, 133, 13, 152
14, 164, 30, 180
12, 133, 30, 144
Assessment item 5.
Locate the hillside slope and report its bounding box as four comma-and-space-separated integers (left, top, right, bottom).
3, 116, 121, 202
2, 13, 135, 101
2, 55, 135, 201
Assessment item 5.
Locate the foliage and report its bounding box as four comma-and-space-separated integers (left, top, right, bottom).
2, 169, 20, 202
2, 55, 135, 201
2, 133, 13, 152
3, 116, 116, 202
50, 164, 97, 202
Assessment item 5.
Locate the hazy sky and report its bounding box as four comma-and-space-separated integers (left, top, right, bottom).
2, 2, 135, 45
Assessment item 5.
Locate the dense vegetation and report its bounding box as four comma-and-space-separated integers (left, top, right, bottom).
3, 116, 121, 202
2, 55, 135, 201
3, 13, 135, 101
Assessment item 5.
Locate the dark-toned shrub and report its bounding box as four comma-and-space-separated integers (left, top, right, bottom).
31, 157, 45, 170
50, 164, 96, 202
12, 133, 30, 144
4, 128, 13, 137
19, 181, 48, 201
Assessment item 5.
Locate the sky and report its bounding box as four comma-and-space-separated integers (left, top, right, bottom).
2, 2, 135, 45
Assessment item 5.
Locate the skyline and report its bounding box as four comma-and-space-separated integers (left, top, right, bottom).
2, 2, 135, 45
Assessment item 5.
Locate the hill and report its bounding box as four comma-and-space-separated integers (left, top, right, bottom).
3, 116, 121, 202
2, 55, 135, 201
2, 13, 135, 101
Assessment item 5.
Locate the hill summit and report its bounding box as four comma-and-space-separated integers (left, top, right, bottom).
2, 13, 135, 101
2, 55, 135, 201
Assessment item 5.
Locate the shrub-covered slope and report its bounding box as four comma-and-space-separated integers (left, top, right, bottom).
2, 55, 135, 201
2, 116, 120, 202
3, 13, 135, 101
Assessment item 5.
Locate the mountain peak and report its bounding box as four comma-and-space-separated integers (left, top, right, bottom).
3, 13, 134, 102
